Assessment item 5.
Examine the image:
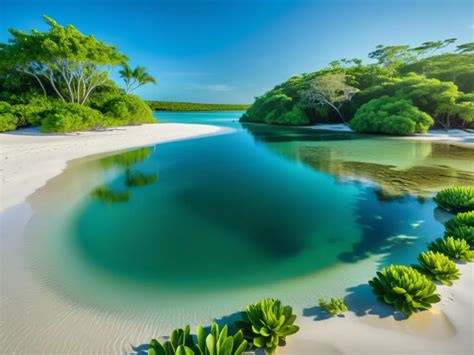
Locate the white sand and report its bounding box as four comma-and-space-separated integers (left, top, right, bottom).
0, 123, 230, 212
0, 123, 473, 354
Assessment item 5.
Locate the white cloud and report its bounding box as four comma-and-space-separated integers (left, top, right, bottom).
186, 83, 234, 92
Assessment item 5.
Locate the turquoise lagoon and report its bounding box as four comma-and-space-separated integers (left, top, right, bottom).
25, 111, 474, 331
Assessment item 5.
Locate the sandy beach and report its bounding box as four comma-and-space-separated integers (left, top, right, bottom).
0, 123, 472, 354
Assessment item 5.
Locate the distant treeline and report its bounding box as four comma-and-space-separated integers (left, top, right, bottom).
147, 101, 249, 112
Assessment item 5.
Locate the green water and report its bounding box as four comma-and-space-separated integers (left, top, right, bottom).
26, 111, 474, 321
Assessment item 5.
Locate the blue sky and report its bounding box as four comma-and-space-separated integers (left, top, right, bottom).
1, 0, 473, 103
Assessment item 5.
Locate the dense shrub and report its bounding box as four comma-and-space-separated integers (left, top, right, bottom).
445, 211, 474, 247
41, 102, 103, 132
0, 101, 18, 131
416, 251, 460, 286
103, 94, 155, 124
12, 95, 56, 126
369, 265, 441, 317
433, 186, 474, 213
318, 297, 348, 316
349, 95, 434, 134
428, 237, 473, 261
235, 298, 299, 354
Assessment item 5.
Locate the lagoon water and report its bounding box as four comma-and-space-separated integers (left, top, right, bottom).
15, 112, 474, 349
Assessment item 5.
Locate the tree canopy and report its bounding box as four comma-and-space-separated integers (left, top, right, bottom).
241, 38, 474, 132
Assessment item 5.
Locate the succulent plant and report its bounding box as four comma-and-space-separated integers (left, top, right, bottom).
445, 211, 474, 247
318, 297, 348, 316
194, 323, 248, 355
416, 251, 460, 286
149, 325, 195, 355
433, 186, 474, 213
369, 265, 441, 317
236, 298, 299, 354
428, 237, 474, 262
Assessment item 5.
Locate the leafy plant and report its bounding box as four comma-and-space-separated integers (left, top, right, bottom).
416, 251, 460, 286
369, 265, 441, 317
433, 186, 474, 213
428, 237, 473, 261
445, 211, 474, 247
194, 323, 248, 355
318, 297, 348, 316
149, 325, 195, 355
236, 298, 299, 354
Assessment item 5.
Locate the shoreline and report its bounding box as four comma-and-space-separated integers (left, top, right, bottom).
0, 123, 231, 213
0, 122, 472, 354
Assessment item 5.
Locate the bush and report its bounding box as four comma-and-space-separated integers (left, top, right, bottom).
235, 298, 299, 354
369, 265, 441, 317
41, 102, 103, 132
12, 95, 56, 126
433, 186, 474, 213
148, 323, 248, 355
318, 297, 348, 316
416, 251, 460, 286
0, 101, 18, 131
104, 94, 155, 124
350, 95, 434, 135
445, 211, 474, 247
428, 237, 473, 262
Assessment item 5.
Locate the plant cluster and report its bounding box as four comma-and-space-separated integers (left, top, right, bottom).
235, 298, 299, 354
445, 211, 474, 247
0, 16, 156, 132
318, 297, 348, 316
149, 324, 248, 355
428, 237, 473, 262
433, 186, 474, 213
147, 101, 248, 112
416, 251, 460, 286
369, 265, 441, 317
241, 40, 474, 133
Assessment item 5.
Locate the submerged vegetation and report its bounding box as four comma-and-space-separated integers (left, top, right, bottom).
0, 16, 156, 132
147, 101, 248, 112
241, 40, 474, 134
369, 265, 441, 317
90, 186, 130, 204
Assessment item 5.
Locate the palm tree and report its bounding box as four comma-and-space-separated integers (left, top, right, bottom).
119, 63, 156, 93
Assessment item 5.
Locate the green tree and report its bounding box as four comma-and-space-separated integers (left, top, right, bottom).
411, 38, 457, 58
456, 42, 474, 54
119, 63, 156, 93
0, 16, 127, 104
299, 73, 359, 124
349, 95, 434, 134
368, 44, 414, 67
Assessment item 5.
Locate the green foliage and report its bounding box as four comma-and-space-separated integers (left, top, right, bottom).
149, 325, 195, 355
235, 298, 299, 354
104, 94, 155, 124
119, 63, 156, 93
445, 211, 474, 247
90, 185, 130, 204
148, 101, 248, 112
416, 251, 460, 286
368, 265, 441, 317
12, 95, 56, 126
0, 101, 18, 131
318, 297, 348, 316
350, 95, 433, 134
242, 40, 474, 131
428, 237, 473, 262
41, 102, 103, 132
433, 186, 474, 213
148, 323, 248, 355
194, 323, 248, 355
126, 171, 158, 187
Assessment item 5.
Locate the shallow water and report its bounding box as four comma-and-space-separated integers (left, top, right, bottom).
13, 112, 474, 348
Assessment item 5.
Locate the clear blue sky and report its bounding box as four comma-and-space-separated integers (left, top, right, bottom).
1, 0, 473, 104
